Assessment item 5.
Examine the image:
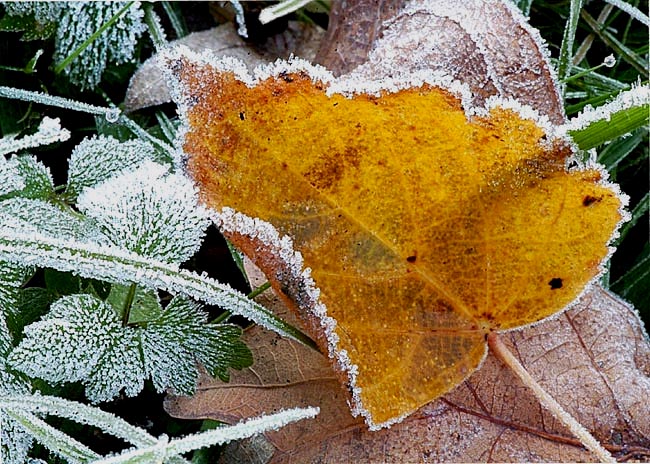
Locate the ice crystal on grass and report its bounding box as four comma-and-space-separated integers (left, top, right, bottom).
65, 135, 159, 200
9, 294, 251, 403
0, 117, 70, 157
77, 161, 210, 264
2, 2, 146, 90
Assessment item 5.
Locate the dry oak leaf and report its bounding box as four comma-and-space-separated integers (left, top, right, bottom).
316, 0, 565, 124
165, 282, 650, 463
164, 48, 624, 430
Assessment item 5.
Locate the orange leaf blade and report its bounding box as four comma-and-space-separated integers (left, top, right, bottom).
167, 52, 623, 429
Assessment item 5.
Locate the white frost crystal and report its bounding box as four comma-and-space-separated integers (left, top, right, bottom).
0, 158, 25, 198
66, 135, 159, 198
0, 117, 70, 157
77, 161, 210, 264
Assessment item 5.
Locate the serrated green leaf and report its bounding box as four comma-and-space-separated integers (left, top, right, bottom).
86, 329, 145, 403
10, 293, 251, 403
142, 297, 252, 392
65, 135, 158, 200
9, 294, 122, 385
0, 227, 316, 349
0, 156, 54, 201
77, 162, 209, 264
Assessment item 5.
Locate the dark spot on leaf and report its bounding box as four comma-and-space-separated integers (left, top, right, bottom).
239, 111, 245, 120
583, 195, 601, 206
549, 277, 563, 289
406, 255, 417, 263
305, 146, 361, 190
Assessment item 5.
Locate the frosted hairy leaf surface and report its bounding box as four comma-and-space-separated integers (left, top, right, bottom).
4, 2, 146, 89
0, 198, 108, 244
9, 294, 251, 402
65, 135, 159, 200
77, 161, 210, 264
0, 365, 33, 464
0, 158, 25, 197
2, 2, 64, 24
141, 297, 253, 389
0, 261, 30, 351
9, 294, 122, 385
0, 156, 54, 201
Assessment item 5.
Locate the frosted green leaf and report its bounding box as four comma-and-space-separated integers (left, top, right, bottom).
0, 156, 54, 201
154, 297, 253, 382
0, 261, 30, 353
65, 135, 159, 200
86, 330, 145, 403
0, 363, 33, 464
77, 161, 210, 264
0, 198, 108, 244
10, 293, 251, 402
9, 294, 122, 384
4, 2, 146, 90
2, 2, 64, 25
141, 296, 252, 394
0, 158, 25, 197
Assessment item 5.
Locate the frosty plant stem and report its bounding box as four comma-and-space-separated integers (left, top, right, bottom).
122, 282, 137, 326
487, 332, 615, 463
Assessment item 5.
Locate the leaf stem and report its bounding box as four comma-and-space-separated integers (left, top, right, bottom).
122, 282, 137, 326
53, 1, 136, 75
487, 332, 615, 463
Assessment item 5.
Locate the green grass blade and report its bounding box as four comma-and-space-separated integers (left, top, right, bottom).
558, 0, 584, 83
3, 408, 100, 462
598, 128, 645, 170
564, 87, 649, 150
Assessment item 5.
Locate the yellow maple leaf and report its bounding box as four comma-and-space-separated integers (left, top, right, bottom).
167, 52, 623, 429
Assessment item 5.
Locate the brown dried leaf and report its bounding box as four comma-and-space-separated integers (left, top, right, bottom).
165, 280, 650, 462
124, 21, 323, 111
317, 0, 565, 123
